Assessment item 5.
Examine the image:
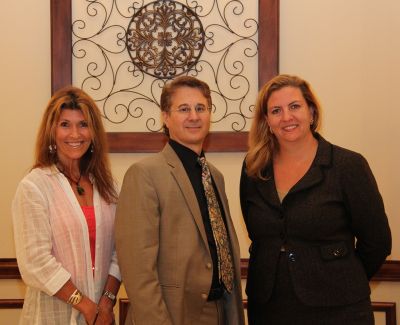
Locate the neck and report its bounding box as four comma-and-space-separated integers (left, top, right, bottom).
57, 164, 86, 196
170, 138, 204, 155
276, 133, 318, 162
56, 159, 81, 180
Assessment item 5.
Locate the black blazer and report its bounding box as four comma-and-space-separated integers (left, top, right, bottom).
240, 134, 391, 307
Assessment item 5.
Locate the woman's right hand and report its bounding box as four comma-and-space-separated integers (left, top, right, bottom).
79, 298, 98, 325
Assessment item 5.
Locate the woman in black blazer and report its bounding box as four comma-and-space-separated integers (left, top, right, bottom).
240, 74, 391, 325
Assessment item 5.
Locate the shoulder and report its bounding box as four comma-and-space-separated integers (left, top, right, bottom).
330, 143, 368, 170
18, 167, 56, 189
122, 152, 169, 186
318, 138, 373, 183
316, 135, 367, 170
13, 167, 57, 204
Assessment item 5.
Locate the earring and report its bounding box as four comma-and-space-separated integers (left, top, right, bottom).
310, 119, 314, 125
49, 144, 56, 154
269, 126, 273, 134
90, 144, 94, 153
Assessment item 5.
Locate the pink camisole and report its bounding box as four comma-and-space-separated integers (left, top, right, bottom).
81, 206, 96, 271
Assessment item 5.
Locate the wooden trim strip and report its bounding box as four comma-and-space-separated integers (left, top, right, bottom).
0, 299, 24, 309
1, 258, 399, 281
0, 259, 20, 279
372, 260, 400, 282
107, 131, 249, 153
50, 0, 72, 95
372, 302, 397, 325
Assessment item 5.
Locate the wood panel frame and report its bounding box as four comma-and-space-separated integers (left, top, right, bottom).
50, 0, 279, 152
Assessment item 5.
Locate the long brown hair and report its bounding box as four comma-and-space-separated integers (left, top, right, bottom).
246, 74, 322, 179
33, 86, 117, 203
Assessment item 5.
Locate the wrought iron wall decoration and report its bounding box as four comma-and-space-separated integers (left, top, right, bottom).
50, 0, 279, 152
72, 0, 259, 133
126, 1, 205, 79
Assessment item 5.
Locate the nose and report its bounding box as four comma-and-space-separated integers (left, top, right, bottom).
70, 125, 80, 137
187, 108, 200, 120
281, 108, 293, 121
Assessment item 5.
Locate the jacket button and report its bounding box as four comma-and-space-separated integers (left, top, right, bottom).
201, 293, 208, 300
333, 248, 343, 257
288, 252, 296, 262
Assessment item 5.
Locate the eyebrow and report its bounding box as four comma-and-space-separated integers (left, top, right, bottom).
177, 103, 206, 107
269, 100, 302, 109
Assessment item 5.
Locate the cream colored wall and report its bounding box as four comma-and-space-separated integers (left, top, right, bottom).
1, 0, 399, 324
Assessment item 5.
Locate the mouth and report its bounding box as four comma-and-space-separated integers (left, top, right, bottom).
66, 141, 86, 148
185, 125, 202, 130
282, 124, 298, 131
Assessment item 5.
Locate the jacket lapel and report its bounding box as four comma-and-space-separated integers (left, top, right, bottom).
290, 135, 332, 195
254, 166, 281, 209
161, 144, 210, 249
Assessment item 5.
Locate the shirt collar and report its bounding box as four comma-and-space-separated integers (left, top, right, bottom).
169, 139, 204, 168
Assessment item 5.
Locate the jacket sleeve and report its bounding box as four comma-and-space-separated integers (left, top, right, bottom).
114, 163, 173, 325
341, 153, 392, 279
12, 179, 71, 295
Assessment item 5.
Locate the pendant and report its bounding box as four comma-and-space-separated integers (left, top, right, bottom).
77, 185, 85, 196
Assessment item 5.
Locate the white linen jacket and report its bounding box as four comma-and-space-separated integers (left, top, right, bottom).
12, 166, 120, 325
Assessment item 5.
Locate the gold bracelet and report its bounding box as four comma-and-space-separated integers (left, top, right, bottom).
67, 289, 83, 305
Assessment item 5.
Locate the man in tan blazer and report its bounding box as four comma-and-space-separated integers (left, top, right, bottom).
115, 76, 245, 325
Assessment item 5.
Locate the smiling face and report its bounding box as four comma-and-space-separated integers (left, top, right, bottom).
55, 109, 92, 166
162, 86, 211, 154
266, 86, 314, 145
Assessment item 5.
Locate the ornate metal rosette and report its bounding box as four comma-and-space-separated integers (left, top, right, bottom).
126, 1, 205, 79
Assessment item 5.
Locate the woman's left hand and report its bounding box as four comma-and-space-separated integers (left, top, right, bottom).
94, 297, 115, 324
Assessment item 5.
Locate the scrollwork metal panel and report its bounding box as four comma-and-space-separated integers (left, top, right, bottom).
72, 0, 259, 133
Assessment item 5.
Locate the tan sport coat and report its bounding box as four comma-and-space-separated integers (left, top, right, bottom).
115, 144, 245, 325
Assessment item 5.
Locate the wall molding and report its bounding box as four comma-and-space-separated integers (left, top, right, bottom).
1, 258, 400, 281
0, 259, 20, 279
372, 302, 397, 325
0, 299, 24, 309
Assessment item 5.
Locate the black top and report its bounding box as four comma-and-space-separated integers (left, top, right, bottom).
169, 139, 225, 297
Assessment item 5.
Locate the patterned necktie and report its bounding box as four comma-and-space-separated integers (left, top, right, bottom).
198, 156, 234, 292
